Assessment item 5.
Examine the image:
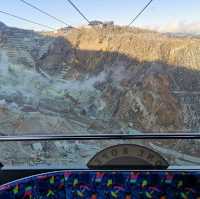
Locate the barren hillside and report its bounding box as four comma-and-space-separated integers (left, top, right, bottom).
0, 22, 200, 133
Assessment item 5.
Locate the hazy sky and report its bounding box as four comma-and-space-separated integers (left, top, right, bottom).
0, 0, 200, 32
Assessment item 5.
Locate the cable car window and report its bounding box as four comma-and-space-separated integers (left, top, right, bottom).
0, 0, 200, 177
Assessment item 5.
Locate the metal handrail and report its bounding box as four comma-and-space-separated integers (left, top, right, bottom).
0, 133, 200, 141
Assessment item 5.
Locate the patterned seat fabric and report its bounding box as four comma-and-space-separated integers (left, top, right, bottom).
0, 171, 200, 198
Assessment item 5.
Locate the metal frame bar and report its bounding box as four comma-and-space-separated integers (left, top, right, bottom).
0, 133, 200, 141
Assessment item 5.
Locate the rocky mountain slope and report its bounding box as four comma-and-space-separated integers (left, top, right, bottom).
48, 26, 200, 131
0, 22, 200, 134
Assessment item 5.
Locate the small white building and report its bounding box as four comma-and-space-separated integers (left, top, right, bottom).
103, 21, 114, 27
89, 20, 114, 28
58, 26, 74, 33
89, 20, 103, 27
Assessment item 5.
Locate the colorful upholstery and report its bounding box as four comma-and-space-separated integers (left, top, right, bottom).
0, 171, 200, 198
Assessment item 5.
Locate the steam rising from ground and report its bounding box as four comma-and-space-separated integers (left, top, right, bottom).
0, 52, 107, 101
0, 51, 112, 121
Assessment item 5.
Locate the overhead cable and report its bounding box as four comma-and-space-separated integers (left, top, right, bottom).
0, 10, 56, 30
128, 0, 154, 26
19, 0, 70, 27
66, 0, 90, 24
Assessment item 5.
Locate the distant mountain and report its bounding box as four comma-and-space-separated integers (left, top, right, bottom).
164, 32, 200, 38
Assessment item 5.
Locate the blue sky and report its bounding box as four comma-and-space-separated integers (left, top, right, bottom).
0, 0, 199, 32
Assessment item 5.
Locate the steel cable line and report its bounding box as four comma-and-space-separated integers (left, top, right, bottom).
65, 0, 90, 24
0, 10, 56, 30
19, 0, 70, 27
128, 0, 154, 26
